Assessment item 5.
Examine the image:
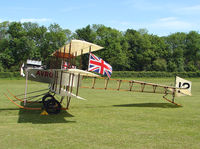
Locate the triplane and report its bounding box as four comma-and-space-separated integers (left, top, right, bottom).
4, 40, 192, 114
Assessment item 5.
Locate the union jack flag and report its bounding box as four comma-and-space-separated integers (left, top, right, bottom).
88, 53, 112, 78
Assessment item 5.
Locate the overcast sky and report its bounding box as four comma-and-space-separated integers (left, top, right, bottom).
0, 0, 200, 36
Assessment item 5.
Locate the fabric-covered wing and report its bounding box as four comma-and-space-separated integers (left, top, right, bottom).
52, 40, 104, 58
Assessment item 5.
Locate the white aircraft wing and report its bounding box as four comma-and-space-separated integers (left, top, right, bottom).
52, 39, 104, 58
67, 69, 99, 77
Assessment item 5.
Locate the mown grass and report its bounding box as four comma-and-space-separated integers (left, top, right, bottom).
0, 78, 200, 149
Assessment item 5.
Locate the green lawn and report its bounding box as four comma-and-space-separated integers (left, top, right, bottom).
0, 78, 200, 149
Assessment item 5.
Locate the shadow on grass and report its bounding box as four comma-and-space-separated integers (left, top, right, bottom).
113, 103, 182, 108
18, 109, 75, 124
0, 108, 21, 111
17, 103, 75, 124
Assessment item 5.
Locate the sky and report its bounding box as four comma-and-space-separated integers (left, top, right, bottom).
0, 0, 200, 36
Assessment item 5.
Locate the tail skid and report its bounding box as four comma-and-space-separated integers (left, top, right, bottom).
163, 94, 182, 106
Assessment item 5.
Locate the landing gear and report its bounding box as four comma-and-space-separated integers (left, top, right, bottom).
42, 94, 61, 114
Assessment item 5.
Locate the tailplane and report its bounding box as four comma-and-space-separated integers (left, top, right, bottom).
175, 76, 192, 96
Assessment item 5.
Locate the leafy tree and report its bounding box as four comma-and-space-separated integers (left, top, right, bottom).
7, 22, 26, 38
0, 21, 9, 40
164, 32, 187, 72
0, 21, 200, 72
152, 58, 167, 71
185, 31, 200, 71
0, 22, 71, 70
125, 29, 154, 71
94, 25, 129, 70
75, 25, 97, 43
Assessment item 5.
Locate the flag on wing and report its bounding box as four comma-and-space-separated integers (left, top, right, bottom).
62, 61, 68, 70
88, 53, 112, 78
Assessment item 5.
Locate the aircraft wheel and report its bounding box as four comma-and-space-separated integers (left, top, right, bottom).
42, 94, 61, 114
42, 94, 54, 107
45, 98, 61, 114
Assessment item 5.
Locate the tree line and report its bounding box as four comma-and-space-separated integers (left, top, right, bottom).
0, 21, 200, 72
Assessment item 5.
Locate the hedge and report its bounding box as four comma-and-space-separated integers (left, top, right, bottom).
0, 71, 200, 79
111, 71, 200, 78
0, 72, 22, 79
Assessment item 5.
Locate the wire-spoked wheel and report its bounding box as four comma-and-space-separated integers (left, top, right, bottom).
42, 94, 61, 114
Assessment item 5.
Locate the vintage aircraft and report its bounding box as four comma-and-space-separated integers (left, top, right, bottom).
4, 40, 192, 114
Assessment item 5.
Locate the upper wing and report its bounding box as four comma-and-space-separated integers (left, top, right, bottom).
52, 40, 104, 58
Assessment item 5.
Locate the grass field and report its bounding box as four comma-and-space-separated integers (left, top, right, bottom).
0, 77, 200, 149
